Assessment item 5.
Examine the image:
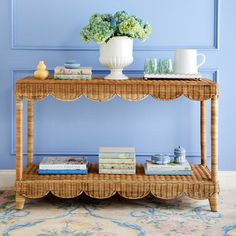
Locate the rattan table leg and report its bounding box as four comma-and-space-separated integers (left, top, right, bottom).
16, 99, 23, 181
16, 99, 25, 209
16, 193, 25, 210
209, 193, 218, 212
209, 96, 218, 212
200, 100, 207, 167
27, 100, 34, 166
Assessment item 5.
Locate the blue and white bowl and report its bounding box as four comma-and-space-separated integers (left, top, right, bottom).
151, 154, 171, 165
64, 63, 80, 69
64, 60, 80, 69
66, 60, 76, 64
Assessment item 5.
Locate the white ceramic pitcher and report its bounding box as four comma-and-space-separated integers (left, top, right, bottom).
174, 49, 206, 74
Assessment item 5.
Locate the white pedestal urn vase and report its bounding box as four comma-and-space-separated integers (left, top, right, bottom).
99, 36, 133, 80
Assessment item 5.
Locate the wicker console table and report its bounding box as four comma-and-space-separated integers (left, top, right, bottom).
15, 77, 219, 211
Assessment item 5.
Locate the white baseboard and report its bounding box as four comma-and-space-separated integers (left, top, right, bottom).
218, 171, 236, 189
0, 170, 235, 190
0, 170, 15, 190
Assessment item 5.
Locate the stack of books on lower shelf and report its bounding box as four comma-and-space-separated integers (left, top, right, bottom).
54, 67, 92, 80
38, 156, 88, 175
99, 147, 136, 174
144, 160, 192, 176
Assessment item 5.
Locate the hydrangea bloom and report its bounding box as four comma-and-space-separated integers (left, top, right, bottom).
81, 11, 152, 43
119, 17, 141, 38
114, 11, 130, 23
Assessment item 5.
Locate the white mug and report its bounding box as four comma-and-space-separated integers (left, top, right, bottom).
174, 49, 206, 74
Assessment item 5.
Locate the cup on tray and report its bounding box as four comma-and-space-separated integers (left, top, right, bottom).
158, 59, 173, 74
145, 58, 174, 74
144, 58, 158, 74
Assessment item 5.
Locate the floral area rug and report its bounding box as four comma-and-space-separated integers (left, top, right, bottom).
0, 189, 236, 236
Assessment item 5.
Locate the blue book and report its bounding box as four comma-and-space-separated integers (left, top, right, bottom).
38, 169, 88, 175
144, 165, 192, 176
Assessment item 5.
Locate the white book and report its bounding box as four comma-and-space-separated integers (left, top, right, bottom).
99, 163, 136, 170
99, 153, 135, 159
144, 164, 192, 176
99, 169, 136, 174
54, 67, 92, 75
39, 156, 88, 170
99, 147, 135, 153
39, 165, 87, 170
54, 74, 92, 80
99, 158, 135, 164
146, 160, 191, 171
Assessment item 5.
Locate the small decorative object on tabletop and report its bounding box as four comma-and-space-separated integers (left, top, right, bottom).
174, 49, 205, 74
38, 156, 88, 175
145, 58, 173, 75
174, 146, 187, 164
158, 59, 173, 74
144, 160, 192, 176
64, 60, 80, 69
54, 61, 92, 80
99, 147, 136, 174
81, 11, 152, 80
145, 147, 192, 175
151, 154, 171, 165
144, 48, 205, 79
34, 61, 49, 80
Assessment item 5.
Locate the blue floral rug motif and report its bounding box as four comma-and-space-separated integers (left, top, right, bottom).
0, 189, 235, 236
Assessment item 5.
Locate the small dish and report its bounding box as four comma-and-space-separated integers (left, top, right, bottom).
151, 154, 171, 165
64, 63, 80, 69
65, 60, 77, 64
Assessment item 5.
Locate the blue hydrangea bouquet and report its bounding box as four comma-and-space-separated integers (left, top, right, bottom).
81, 11, 152, 80
81, 11, 152, 43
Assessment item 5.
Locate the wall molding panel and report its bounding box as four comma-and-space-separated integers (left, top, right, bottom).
3, 0, 236, 171
11, 0, 220, 51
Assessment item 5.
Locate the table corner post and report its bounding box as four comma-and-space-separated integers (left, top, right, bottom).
200, 100, 207, 167
16, 98, 23, 181
209, 95, 219, 212
211, 96, 218, 183
27, 99, 34, 166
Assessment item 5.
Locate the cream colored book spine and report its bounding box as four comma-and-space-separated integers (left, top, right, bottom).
99, 147, 135, 153
99, 153, 135, 159
146, 160, 191, 170
99, 158, 135, 164
99, 163, 135, 170
99, 169, 136, 174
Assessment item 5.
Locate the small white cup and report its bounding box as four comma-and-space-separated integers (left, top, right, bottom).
174, 49, 206, 74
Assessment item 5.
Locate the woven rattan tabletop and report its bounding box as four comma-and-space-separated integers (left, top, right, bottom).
15, 76, 219, 101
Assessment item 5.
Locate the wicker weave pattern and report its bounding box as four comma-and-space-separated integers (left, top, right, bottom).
15, 164, 219, 200
15, 77, 219, 101
14, 77, 219, 211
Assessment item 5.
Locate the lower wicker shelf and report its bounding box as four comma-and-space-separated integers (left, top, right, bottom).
15, 164, 219, 201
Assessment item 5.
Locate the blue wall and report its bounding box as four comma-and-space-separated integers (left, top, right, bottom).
0, 0, 235, 170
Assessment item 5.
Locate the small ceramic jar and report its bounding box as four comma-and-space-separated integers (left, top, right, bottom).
151, 154, 171, 165
174, 146, 186, 164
